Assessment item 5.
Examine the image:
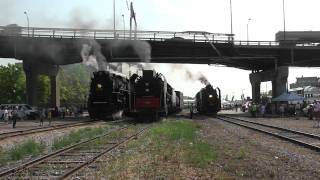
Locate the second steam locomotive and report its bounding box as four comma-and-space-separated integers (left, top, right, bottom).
195, 84, 221, 114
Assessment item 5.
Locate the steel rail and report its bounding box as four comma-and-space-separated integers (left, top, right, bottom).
58, 125, 150, 179
219, 115, 320, 140
0, 120, 99, 141
217, 115, 320, 152
0, 126, 130, 177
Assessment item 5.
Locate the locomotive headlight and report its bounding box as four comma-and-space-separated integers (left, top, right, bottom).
209, 94, 213, 98
97, 84, 103, 89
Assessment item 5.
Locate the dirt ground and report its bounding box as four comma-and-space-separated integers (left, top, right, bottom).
195, 114, 320, 179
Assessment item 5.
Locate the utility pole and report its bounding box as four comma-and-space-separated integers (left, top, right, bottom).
229, 0, 233, 37
122, 14, 125, 39
247, 18, 251, 42
113, 0, 116, 38
282, 0, 286, 40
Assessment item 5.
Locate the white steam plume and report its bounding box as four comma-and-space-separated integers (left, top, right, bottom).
81, 39, 108, 71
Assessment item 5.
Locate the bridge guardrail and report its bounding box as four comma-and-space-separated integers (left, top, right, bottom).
1, 26, 320, 47
0, 26, 233, 42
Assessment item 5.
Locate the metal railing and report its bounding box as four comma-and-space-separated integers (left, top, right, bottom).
0, 26, 233, 42
1, 26, 320, 48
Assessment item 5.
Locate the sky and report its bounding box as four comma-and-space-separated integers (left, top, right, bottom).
1, 0, 320, 99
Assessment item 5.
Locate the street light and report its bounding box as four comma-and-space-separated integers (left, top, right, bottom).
24, 11, 29, 37
229, 0, 233, 36
122, 14, 125, 39
246, 18, 251, 42
113, 0, 116, 38
282, 0, 286, 40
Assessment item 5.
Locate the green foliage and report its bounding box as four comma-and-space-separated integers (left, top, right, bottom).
52, 126, 106, 150
0, 146, 6, 166
59, 64, 91, 105
9, 140, 45, 161
0, 63, 91, 105
0, 63, 26, 103
235, 147, 248, 160
184, 141, 218, 168
38, 75, 50, 105
150, 121, 198, 141
149, 120, 216, 168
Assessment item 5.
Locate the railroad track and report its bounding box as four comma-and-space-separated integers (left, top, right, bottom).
0, 124, 150, 179
0, 120, 101, 141
217, 115, 320, 152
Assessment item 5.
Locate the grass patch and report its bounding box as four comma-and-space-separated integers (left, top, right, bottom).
235, 147, 248, 160
52, 126, 109, 150
97, 119, 218, 179
0, 147, 6, 166
184, 141, 218, 168
9, 140, 45, 161
150, 120, 199, 141
0, 140, 45, 166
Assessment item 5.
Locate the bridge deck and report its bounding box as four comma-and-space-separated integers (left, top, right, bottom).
1, 26, 320, 70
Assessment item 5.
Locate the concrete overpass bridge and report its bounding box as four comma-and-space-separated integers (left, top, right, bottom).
1, 26, 320, 106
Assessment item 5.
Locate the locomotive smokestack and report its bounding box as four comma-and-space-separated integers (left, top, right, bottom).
198, 73, 209, 86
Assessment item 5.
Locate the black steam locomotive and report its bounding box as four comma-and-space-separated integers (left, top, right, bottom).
87, 71, 132, 120
88, 70, 183, 121
195, 84, 221, 114
134, 70, 183, 120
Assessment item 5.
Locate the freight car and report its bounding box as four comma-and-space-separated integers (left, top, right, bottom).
134, 70, 168, 120
87, 71, 131, 120
195, 84, 221, 114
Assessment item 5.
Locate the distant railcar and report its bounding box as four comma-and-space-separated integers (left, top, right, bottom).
195, 84, 221, 114
175, 91, 184, 112
87, 71, 130, 120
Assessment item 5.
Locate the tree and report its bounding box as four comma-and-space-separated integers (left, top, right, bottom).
38, 75, 50, 105
0, 64, 26, 103
59, 64, 91, 106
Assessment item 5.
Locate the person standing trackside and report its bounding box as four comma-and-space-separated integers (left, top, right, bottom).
295, 103, 301, 120
190, 104, 194, 119
40, 108, 45, 127
4, 107, 9, 124
11, 107, 18, 128
260, 104, 266, 117
313, 101, 320, 128
48, 109, 52, 126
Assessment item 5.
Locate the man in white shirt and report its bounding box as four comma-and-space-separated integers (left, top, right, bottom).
3, 108, 9, 124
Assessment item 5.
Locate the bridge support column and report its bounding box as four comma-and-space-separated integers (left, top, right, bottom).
25, 69, 39, 106
251, 82, 261, 103
249, 66, 288, 103
50, 75, 60, 108
23, 61, 60, 107
272, 66, 289, 98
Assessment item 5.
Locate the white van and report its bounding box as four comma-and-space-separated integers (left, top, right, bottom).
0, 104, 39, 120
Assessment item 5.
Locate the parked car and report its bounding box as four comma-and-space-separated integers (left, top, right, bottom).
0, 104, 39, 120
